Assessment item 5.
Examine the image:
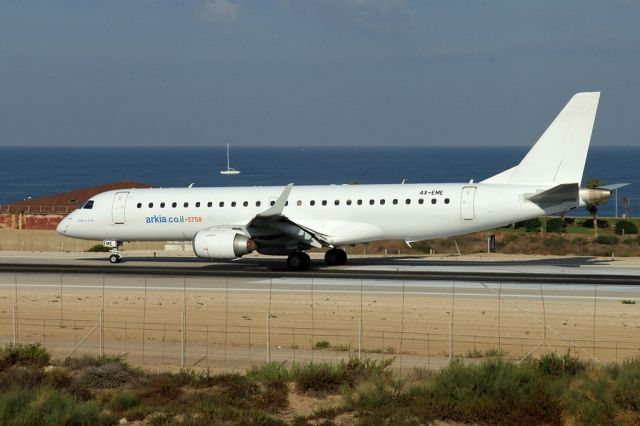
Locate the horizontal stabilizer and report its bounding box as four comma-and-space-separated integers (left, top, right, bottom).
597, 183, 630, 191
526, 183, 579, 204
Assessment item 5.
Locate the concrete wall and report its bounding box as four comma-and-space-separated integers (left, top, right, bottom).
0, 229, 165, 252
0, 213, 64, 230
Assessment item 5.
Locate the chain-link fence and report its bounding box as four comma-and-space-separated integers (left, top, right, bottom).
1, 272, 639, 370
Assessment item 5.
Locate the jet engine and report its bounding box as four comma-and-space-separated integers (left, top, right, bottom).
579, 188, 612, 206
192, 229, 257, 259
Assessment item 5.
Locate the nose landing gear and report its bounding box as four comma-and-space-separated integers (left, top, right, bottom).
104, 240, 123, 264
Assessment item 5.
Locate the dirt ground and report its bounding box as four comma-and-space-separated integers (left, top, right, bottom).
1, 270, 639, 370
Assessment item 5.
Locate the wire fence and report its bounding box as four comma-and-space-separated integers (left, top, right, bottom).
1, 272, 639, 370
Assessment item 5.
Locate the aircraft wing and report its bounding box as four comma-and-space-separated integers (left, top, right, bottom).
247, 183, 330, 248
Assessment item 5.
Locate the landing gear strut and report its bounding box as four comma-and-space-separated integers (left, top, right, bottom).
287, 252, 311, 271
324, 248, 347, 266
104, 240, 123, 264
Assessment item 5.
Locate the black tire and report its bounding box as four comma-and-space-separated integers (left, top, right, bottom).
287, 252, 310, 271
109, 254, 120, 264
325, 248, 347, 266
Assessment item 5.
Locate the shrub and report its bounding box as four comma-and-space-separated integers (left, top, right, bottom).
44, 367, 73, 389
583, 219, 609, 229
293, 362, 347, 393
536, 352, 590, 377
86, 244, 110, 252
522, 218, 542, 232
0, 387, 106, 426
63, 354, 128, 370
110, 390, 140, 412
615, 220, 638, 235
246, 362, 292, 385
0, 344, 50, 369
0, 367, 46, 390
77, 362, 134, 388
140, 373, 182, 402
594, 235, 618, 245
546, 218, 565, 233
313, 340, 330, 350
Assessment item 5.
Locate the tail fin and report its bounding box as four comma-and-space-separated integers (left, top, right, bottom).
483, 92, 600, 186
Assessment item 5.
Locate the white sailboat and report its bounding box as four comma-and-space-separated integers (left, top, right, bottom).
220, 144, 241, 175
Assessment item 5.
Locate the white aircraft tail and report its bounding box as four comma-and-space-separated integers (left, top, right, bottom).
483, 92, 600, 186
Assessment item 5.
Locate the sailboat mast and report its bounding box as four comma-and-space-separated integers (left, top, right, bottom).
226, 144, 230, 170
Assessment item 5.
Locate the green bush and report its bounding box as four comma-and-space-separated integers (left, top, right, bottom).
615, 220, 638, 235
522, 218, 542, 232
545, 218, 565, 233
246, 362, 292, 384
313, 340, 330, 349
594, 235, 618, 245
86, 244, 110, 252
0, 367, 45, 391
0, 344, 50, 369
293, 362, 347, 393
63, 354, 129, 370
536, 352, 590, 377
0, 387, 107, 426
110, 390, 139, 412
583, 219, 609, 229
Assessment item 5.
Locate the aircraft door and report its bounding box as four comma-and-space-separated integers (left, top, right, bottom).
460, 186, 476, 220
112, 192, 129, 224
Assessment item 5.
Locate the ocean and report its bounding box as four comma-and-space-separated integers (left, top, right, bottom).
0, 146, 637, 217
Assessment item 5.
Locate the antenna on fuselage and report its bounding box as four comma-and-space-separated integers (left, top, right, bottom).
188, 183, 195, 188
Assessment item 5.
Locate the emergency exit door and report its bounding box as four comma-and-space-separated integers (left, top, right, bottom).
460, 186, 476, 220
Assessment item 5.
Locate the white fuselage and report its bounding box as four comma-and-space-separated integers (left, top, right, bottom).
57, 182, 561, 245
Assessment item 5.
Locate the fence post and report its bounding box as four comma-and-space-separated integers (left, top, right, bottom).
358, 318, 362, 359
181, 311, 186, 367
267, 314, 271, 363
99, 309, 104, 357
12, 305, 17, 345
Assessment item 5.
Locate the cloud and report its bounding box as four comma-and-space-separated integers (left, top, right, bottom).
199, 0, 241, 23
284, 0, 412, 32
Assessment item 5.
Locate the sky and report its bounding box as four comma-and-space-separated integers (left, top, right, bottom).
1, 0, 639, 147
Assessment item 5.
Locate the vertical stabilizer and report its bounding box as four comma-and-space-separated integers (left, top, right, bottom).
483, 92, 600, 186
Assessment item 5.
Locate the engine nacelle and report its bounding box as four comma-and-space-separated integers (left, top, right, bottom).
192, 229, 257, 259
579, 188, 612, 206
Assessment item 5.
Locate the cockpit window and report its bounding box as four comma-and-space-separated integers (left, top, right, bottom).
82, 200, 94, 210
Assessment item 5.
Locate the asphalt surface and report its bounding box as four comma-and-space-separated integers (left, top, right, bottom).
1, 252, 640, 285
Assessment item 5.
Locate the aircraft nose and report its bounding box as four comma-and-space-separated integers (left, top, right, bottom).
56, 217, 69, 235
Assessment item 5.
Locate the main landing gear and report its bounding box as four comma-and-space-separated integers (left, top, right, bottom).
287, 252, 311, 271
324, 248, 347, 266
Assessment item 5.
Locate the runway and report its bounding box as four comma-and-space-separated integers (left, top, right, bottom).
1, 252, 640, 284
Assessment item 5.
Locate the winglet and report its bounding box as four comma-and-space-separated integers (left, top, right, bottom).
259, 183, 293, 217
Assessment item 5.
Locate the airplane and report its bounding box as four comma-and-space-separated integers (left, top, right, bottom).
57, 92, 616, 270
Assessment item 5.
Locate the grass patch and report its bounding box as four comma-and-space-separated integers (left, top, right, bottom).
313, 340, 331, 350
0, 344, 50, 369
621, 299, 637, 305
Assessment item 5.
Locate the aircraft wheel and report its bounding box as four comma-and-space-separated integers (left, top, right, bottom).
109, 254, 121, 264
325, 248, 347, 266
287, 252, 310, 271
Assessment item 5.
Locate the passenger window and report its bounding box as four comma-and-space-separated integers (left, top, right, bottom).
418, 199, 424, 205
256, 201, 261, 207
195, 202, 201, 207
334, 200, 340, 206
172, 202, 177, 208
231, 202, 236, 207
207, 202, 212, 207
160, 202, 165, 208
148, 202, 153, 208
82, 200, 94, 209
431, 198, 437, 204
184, 202, 189, 208
346, 199, 352, 205
243, 201, 248, 207
380, 199, 385, 205
136, 203, 141, 208
357, 200, 363, 205
405, 199, 411, 205
270, 201, 275, 206
285, 201, 289, 206
219, 202, 225, 207
445, 198, 450, 204
310, 200, 316, 206
322, 200, 327, 206
297, 200, 302, 206
369, 199, 374, 205
393, 199, 398, 205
